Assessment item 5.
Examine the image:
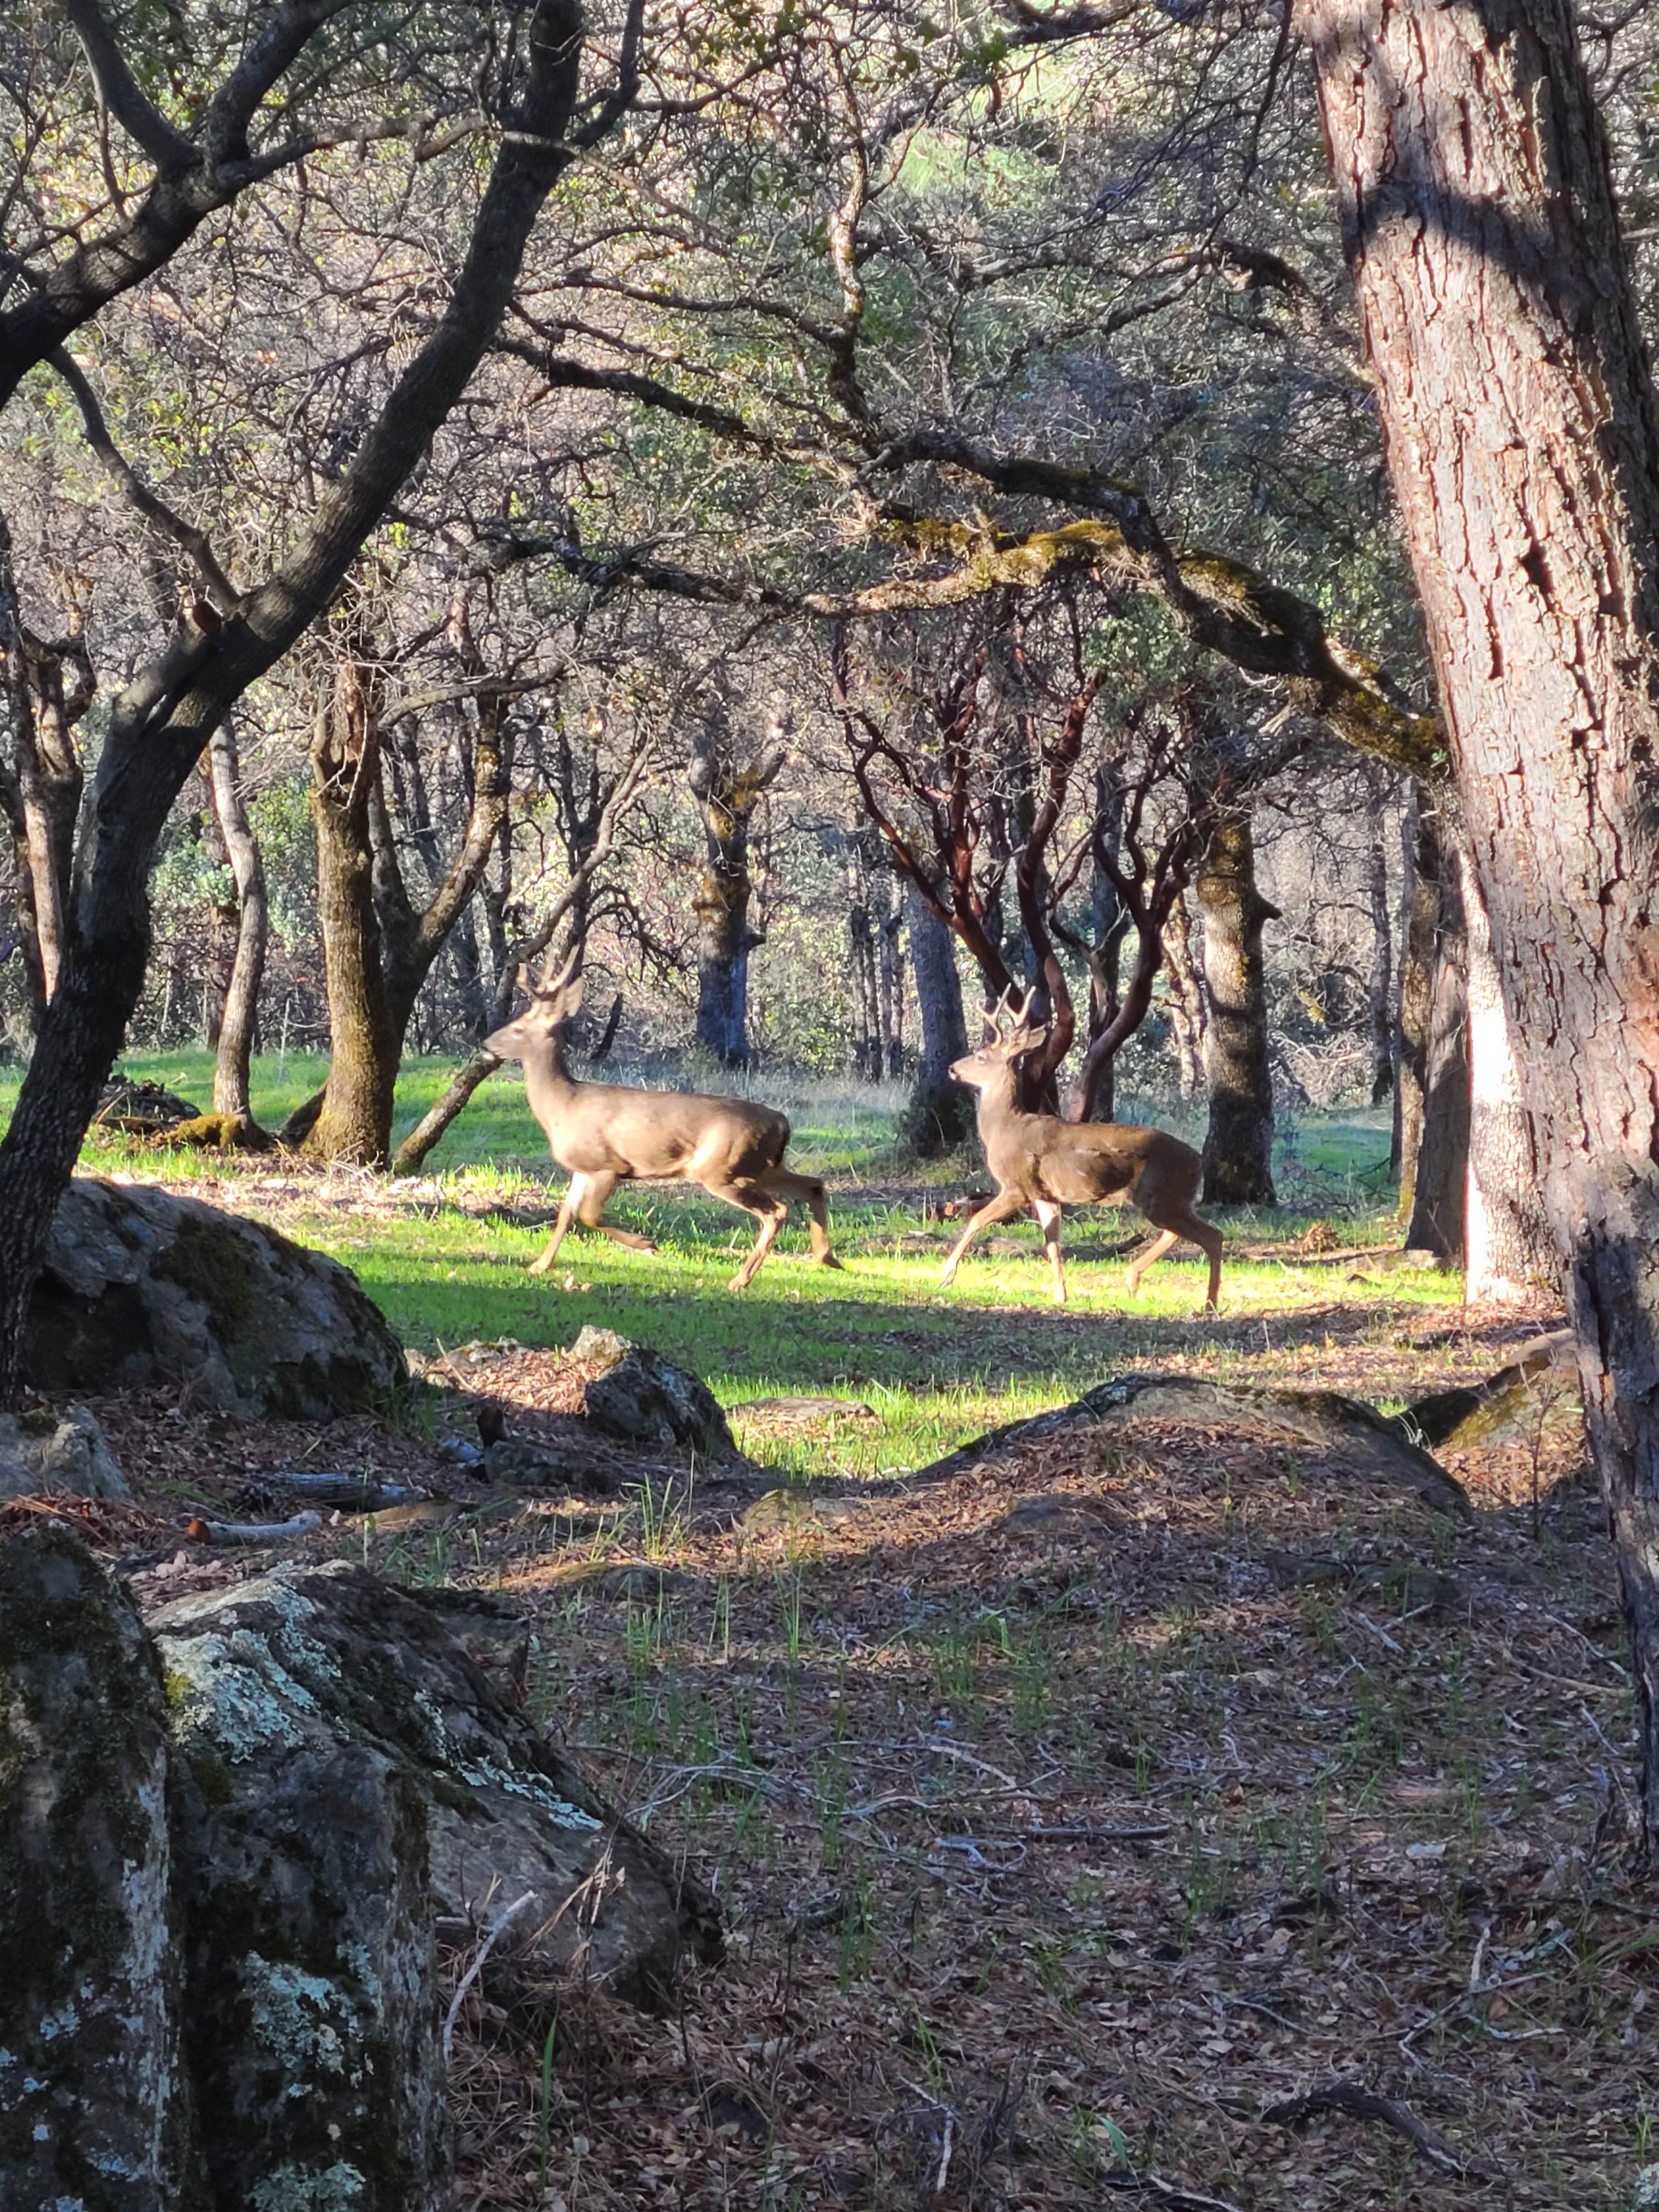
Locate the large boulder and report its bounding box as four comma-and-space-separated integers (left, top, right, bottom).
150, 1565, 723, 2019
0, 1521, 206, 2211
23, 1177, 408, 1418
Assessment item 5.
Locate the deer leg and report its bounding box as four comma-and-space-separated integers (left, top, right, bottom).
755, 1166, 843, 1268
573, 1169, 656, 1251
1032, 1199, 1066, 1306
1127, 1208, 1223, 1311
1124, 1227, 1179, 1296
528, 1176, 584, 1274
938, 1187, 1028, 1286
702, 1177, 788, 1291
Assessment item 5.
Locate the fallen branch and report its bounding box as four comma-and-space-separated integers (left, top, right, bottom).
186, 1510, 322, 1547
1261, 2079, 1500, 2180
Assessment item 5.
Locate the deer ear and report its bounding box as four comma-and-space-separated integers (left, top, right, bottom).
562, 977, 585, 1019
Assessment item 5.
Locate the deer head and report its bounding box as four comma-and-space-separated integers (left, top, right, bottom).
483, 953, 584, 1063
949, 989, 1047, 1093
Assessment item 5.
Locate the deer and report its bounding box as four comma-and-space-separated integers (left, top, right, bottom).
939, 994, 1223, 1311
484, 962, 842, 1291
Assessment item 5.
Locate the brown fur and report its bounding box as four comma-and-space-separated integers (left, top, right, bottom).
487, 978, 840, 1291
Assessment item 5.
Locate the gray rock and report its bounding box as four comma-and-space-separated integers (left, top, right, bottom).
570, 1324, 633, 1371
486, 1433, 619, 1494
585, 1344, 736, 1459
153, 1571, 449, 2212
0, 1400, 130, 1500
0, 1522, 206, 2210
24, 1176, 408, 1418
151, 1565, 721, 2021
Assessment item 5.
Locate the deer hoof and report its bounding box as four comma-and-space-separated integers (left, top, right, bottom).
817, 1253, 845, 1271
528, 1257, 555, 1277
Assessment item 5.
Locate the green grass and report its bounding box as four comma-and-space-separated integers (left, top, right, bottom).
0, 1049, 1449, 1477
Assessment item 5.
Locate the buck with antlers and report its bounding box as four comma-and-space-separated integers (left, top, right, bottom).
486, 962, 841, 1290
940, 995, 1223, 1310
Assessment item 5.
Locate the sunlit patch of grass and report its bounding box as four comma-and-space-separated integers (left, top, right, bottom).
0, 1048, 1476, 1479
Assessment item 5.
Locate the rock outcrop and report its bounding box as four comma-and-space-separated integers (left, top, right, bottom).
582, 1339, 737, 1460
23, 1177, 408, 1418
1, 1538, 720, 2209
0, 1401, 129, 1501
151, 1564, 723, 2012
0, 1522, 204, 2210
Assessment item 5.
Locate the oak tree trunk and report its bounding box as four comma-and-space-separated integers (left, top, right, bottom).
1366, 814, 1394, 1107
900, 883, 973, 1155
1404, 821, 1468, 1260
1163, 892, 1205, 1101
1302, 0, 1659, 1843
1197, 810, 1278, 1205
207, 721, 268, 1123
689, 706, 785, 1068
304, 661, 399, 1167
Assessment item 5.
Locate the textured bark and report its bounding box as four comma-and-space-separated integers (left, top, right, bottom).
1163, 893, 1205, 1101
1404, 832, 1468, 1260
1197, 810, 1278, 1205
1301, 0, 1659, 1841
0, 533, 93, 1028
1462, 848, 1555, 1300
206, 721, 267, 1121
900, 882, 973, 1154
0, 1522, 205, 2209
689, 708, 785, 1066
305, 658, 400, 1166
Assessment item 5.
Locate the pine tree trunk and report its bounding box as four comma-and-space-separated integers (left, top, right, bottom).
1197, 811, 1278, 1204
207, 722, 268, 1122
900, 883, 973, 1154
1302, 0, 1659, 1843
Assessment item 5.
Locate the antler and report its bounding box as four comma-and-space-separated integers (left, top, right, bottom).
983, 985, 1044, 1047
526, 942, 582, 1000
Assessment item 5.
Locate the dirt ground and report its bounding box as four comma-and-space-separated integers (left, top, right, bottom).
16, 1282, 1658, 2212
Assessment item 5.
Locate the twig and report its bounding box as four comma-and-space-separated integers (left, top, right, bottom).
934, 2108, 955, 2198
1101, 2175, 1247, 2211
1261, 2079, 1502, 2180
443, 1891, 537, 2064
